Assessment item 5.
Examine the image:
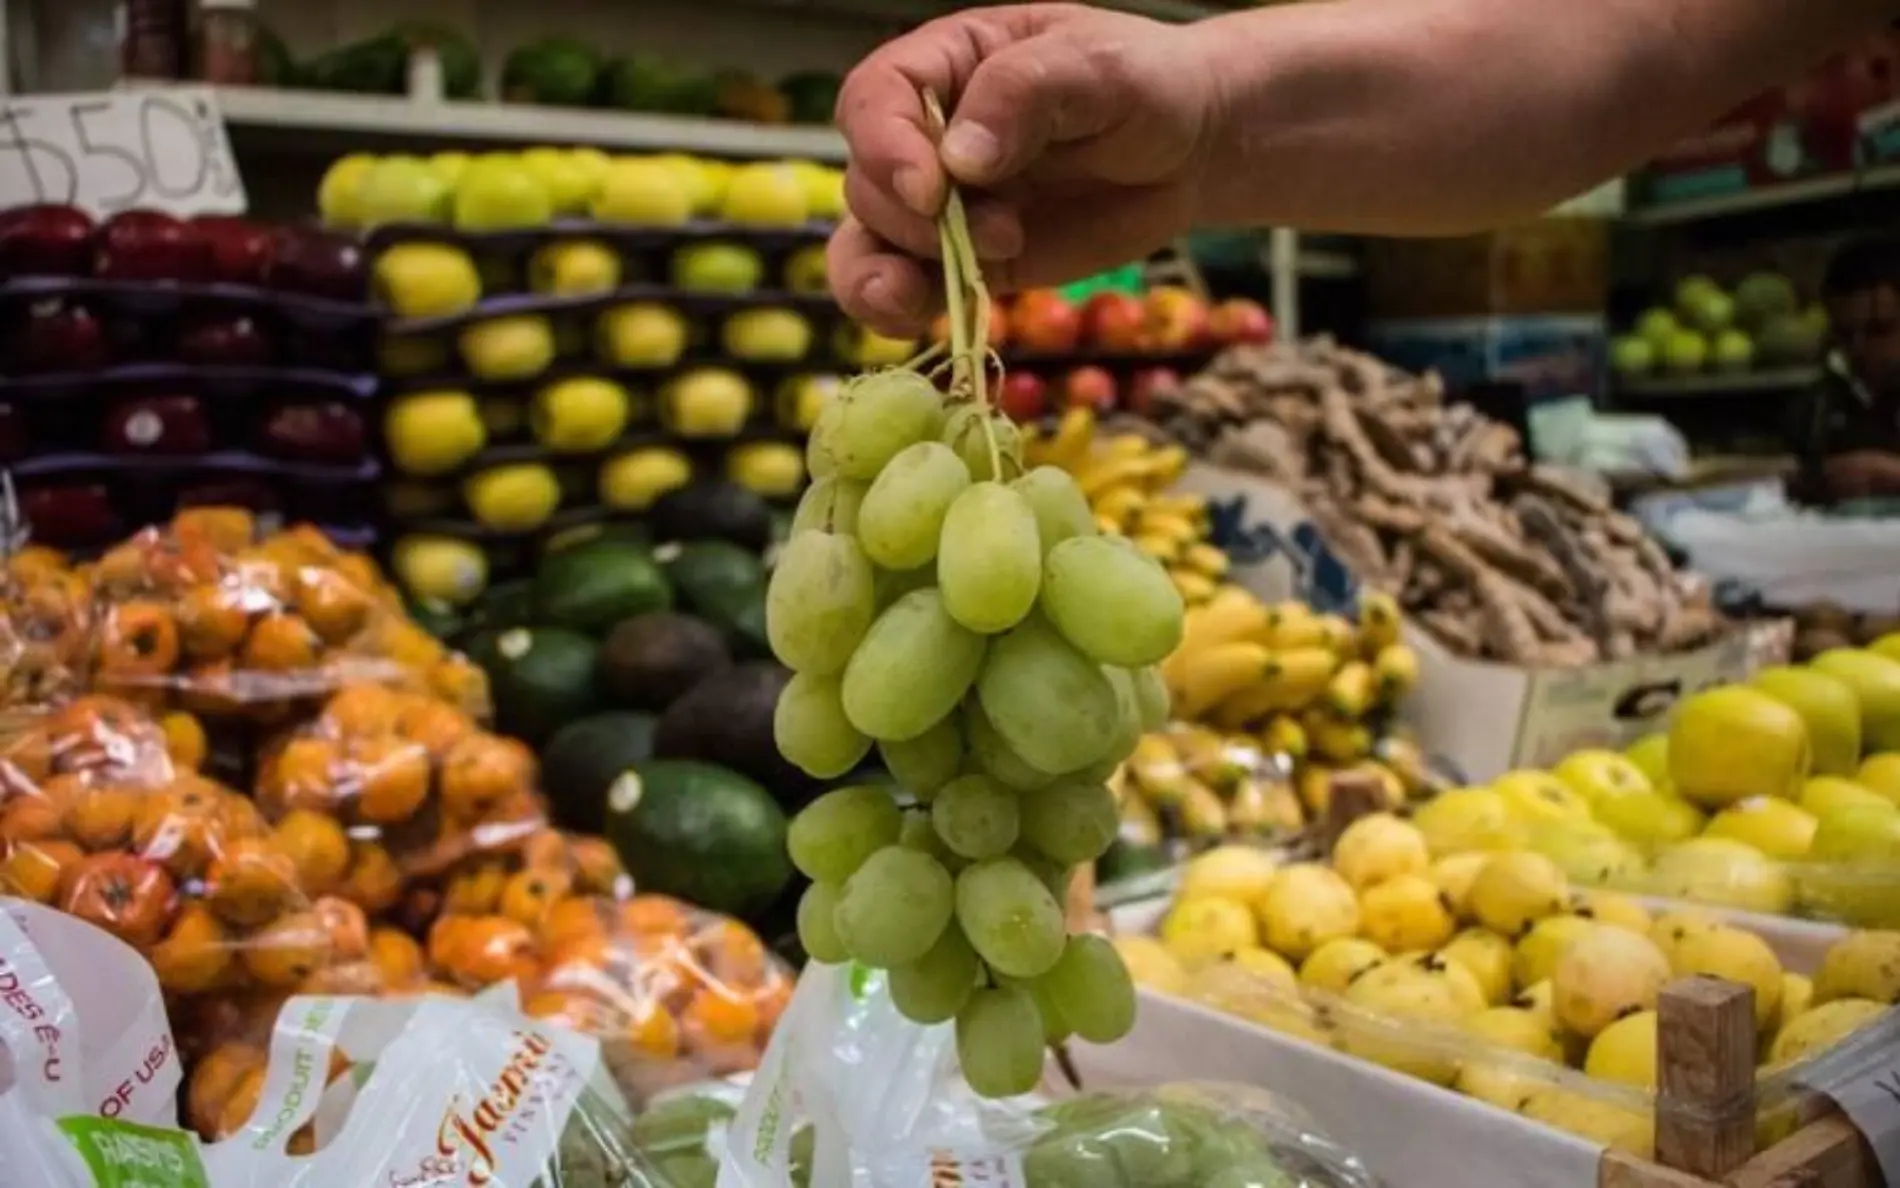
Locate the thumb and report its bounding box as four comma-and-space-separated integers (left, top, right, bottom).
943, 35, 1124, 187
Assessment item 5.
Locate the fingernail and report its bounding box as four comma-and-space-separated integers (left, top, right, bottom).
893, 166, 933, 215
942, 123, 1001, 178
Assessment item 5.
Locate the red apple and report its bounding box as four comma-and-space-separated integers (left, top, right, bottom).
257, 401, 367, 464
928, 302, 1011, 349
8, 300, 108, 374
1080, 292, 1146, 354
93, 211, 208, 283
1061, 365, 1117, 412
0, 402, 25, 463
1207, 298, 1275, 346
1141, 286, 1209, 353
19, 483, 121, 547
102, 395, 213, 456
264, 227, 367, 301
997, 370, 1049, 423
1126, 366, 1183, 416
1011, 289, 1082, 355
192, 215, 275, 286
179, 314, 276, 367
0, 205, 96, 279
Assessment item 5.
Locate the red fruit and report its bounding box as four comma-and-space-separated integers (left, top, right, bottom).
1011, 289, 1082, 355
178, 315, 275, 367
257, 401, 367, 464
192, 216, 275, 286
1079, 292, 1146, 354
1141, 287, 1209, 353
8, 300, 109, 374
264, 228, 366, 301
1061, 365, 1117, 412
94, 211, 208, 283
1207, 298, 1275, 346
1126, 367, 1182, 416
0, 205, 96, 278
928, 302, 1011, 349
102, 395, 213, 456
19, 484, 121, 547
997, 371, 1049, 423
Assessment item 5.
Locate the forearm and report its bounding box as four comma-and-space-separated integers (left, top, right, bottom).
1185, 0, 1895, 234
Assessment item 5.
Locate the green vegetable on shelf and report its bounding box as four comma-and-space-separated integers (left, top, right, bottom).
303, 34, 408, 95
502, 37, 606, 108
601, 56, 720, 116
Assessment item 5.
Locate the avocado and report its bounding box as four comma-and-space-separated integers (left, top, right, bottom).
650, 481, 773, 553
603, 759, 791, 918
540, 710, 658, 833
462, 579, 537, 637
254, 23, 299, 88
465, 626, 602, 746
390, 21, 483, 99
533, 542, 672, 636
601, 56, 719, 115
653, 661, 820, 807
656, 540, 766, 616
700, 585, 771, 661
779, 72, 842, 126
544, 520, 651, 557
403, 595, 465, 641
600, 612, 731, 712
501, 38, 603, 107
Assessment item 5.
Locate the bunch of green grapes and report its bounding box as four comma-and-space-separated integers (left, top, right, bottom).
768, 359, 1184, 1098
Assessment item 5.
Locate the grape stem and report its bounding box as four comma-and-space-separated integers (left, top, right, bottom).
923, 91, 1003, 481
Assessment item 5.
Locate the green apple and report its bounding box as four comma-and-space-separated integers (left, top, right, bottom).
722, 307, 812, 361
1673, 274, 1722, 317
1668, 685, 1810, 808
719, 162, 810, 226
1703, 796, 1818, 860
1711, 328, 1755, 372
592, 158, 692, 226
453, 155, 553, 232
651, 154, 717, 215
1733, 272, 1798, 329
519, 146, 597, 216
1810, 649, 1900, 753
1753, 665, 1861, 775
1624, 733, 1669, 786
1610, 335, 1655, 378
596, 302, 687, 368
357, 155, 451, 226
1660, 329, 1710, 375
1680, 287, 1736, 336
316, 154, 377, 229
672, 242, 764, 293
458, 316, 556, 382
783, 244, 830, 294
530, 377, 632, 453
373, 244, 482, 319
529, 240, 622, 297
1855, 753, 1900, 807
661, 368, 753, 437
599, 447, 693, 511
1635, 307, 1678, 351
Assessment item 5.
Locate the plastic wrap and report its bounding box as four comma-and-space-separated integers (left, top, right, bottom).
716, 961, 1380, 1188
0, 695, 343, 1001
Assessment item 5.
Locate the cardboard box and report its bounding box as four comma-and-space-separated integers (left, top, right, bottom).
1364, 314, 1606, 404
1365, 219, 1609, 319
1178, 462, 1756, 782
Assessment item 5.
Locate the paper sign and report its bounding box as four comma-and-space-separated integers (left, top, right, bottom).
0, 88, 245, 219
1798, 1010, 1900, 1185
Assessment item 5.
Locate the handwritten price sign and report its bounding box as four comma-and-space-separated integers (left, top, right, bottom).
0, 87, 246, 219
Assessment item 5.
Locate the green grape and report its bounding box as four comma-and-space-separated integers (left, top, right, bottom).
889, 922, 981, 1024
964, 700, 1056, 791
841, 589, 986, 741
1039, 535, 1184, 667
774, 672, 872, 779
797, 882, 850, 963
790, 476, 867, 537
931, 774, 1020, 860
1010, 466, 1098, 556
1130, 665, 1171, 730
766, 530, 875, 675
938, 482, 1042, 634
807, 397, 842, 478
899, 810, 962, 867
1100, 667, 1143, 767
829, 371, 944, 479
956, 985, 1046, 1098
873, 563, 935, 610
878, 716, 963, 800
1022, 972, 1073, 1044
942, 406, 1024, 481
787, 785, 901, 883
835, 845, 955, 967
955, 857, 1065, 978
857, 442, 971, 570
1019, 779, 1119, 864
977, 617, 1118, 775
1039, 934, 1136, 1043
1012, 846, 1076, 902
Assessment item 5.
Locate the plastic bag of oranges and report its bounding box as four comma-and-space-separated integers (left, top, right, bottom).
0, 544, 93, 708
426, 885, 793, 1108
0, 694, 343, 1002
251, 682, 548, 918
76, 507, 488, 722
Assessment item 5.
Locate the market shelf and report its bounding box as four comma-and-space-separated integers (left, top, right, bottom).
1623, 162, 1900, 226
214, 86, 849, 163
1613, 366, 1823, 398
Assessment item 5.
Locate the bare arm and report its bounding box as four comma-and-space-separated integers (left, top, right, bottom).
1188, 0, 1897, 233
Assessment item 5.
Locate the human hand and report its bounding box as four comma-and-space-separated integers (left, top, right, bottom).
827, 4, 1221, 336
1823, 450, 1900, 499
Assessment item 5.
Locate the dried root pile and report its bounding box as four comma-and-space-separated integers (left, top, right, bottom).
1153, 339, 1725, 666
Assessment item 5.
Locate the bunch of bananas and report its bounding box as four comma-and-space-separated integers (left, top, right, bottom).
1022, 407, 1227, 602
1113, 587, 1432, 844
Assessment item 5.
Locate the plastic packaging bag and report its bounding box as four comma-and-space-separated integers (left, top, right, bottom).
717, 961, 1380, 1188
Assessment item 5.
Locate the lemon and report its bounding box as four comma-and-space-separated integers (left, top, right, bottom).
462, 463, 561, 531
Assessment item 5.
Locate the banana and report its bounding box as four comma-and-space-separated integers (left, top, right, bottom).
1172, 641, 1274, 719
1147, 492, 1207, 520
1358, 590, 1403, 652
1308, 717, 1372, 764
1296, 765, 1335, 815
1133, 532, 1183, 562
1261, 646, 1340, 703
1229, 776, 1305, 835
1094, 513, 1125, 535
1181, 543, 1230, 579
1261, 604, 1326, 650
1373, 643, 1420, 702
1127, 734, 1193, 807
1091, 485, 1147, 526
1132, 511, 1201, 545
1101, 434, 1153, 460
1208, 683, 1286, 732
1325, 659, 1376, 718
1076, 455, 1153, 500
1042, 405, 1096, 472
1178, 779, 1229, 839
1176, 586, 1270, 655
1119, 791, 1164, 847
1261, 714, 1309, 762
1148, 443, 1189, 485
1167, 568, 1219, 605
